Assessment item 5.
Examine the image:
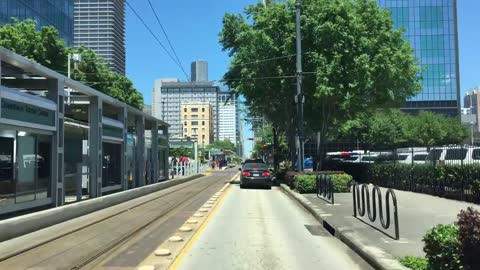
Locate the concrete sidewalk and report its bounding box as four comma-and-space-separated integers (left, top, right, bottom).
281, 184, 479, 269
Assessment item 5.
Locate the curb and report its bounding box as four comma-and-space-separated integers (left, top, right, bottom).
280, 184, 409, 270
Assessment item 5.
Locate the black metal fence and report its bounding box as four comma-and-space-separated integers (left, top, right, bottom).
323, 146, 480, 204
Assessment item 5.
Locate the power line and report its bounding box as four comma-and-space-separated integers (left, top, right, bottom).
125, 0, 186, 77
146, 0, 188, 80
228, 54, 296, 68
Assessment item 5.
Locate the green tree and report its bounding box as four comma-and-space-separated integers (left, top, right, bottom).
220, 0, 421, 160
0, 19, 144, 109
206, 139, 236, 152
170, 147, 194, 158
0, 19, 67, 72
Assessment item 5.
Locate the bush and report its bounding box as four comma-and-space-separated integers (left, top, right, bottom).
423, 224, 463, 270
294, 175, 316, 193
400, 256, 428, 270
456, 207, 480, 269
329, 173, 353, 192
285, 171, 300, 187
293, 173, 353, 193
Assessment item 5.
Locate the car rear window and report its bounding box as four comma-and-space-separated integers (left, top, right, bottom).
426, 149, 443, 161
361, 156, 377, 161
445, 149, 468, 160
473, 149, 480, 160
413, 154, 427, 161
243, 163, 268, 170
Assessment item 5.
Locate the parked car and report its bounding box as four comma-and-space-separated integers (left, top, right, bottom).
396, 152, 429, 164
239, 163, 272, 189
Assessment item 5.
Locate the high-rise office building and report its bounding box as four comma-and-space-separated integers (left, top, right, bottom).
152, 79, 220, 140
191, 60, 208, 82
0, 0, 74, 46
218, 93, 239, 146
74, 0, 126, 75
378, 0, 460, 116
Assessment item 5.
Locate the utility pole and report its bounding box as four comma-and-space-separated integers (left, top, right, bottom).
295, 0, 304, 172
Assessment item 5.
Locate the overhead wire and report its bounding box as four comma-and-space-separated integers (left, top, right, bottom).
125, 0, 187, 78
146, 0, 188, 80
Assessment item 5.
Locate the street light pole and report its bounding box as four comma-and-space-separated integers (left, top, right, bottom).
295, 0, 304, 172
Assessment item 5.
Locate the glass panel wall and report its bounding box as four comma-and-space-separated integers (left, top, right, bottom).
102, 142, 121, 188
0, 128, 52, 209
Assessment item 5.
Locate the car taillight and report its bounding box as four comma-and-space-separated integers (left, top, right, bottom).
242, 171, 251, 177
262, 171, 270, 177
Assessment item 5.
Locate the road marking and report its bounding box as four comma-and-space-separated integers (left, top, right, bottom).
168, 184, 232, 270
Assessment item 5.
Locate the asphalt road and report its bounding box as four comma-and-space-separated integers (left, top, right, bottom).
175, 184, 374, 270
0, 170, 235, 270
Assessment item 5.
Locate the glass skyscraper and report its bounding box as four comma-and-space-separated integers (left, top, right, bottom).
0, 0, 74, 46
378, 0, 460, 116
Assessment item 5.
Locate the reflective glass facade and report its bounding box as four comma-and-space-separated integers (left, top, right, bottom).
378, 0, 460, 116
0, 0, 74, 46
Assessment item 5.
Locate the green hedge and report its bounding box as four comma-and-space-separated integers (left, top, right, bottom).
399, 256, 428, 270
423, 224, 463, 270
293, 173, 353, 194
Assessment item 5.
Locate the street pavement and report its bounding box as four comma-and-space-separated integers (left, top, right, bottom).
174, 184, 373, 270
301, 187, 480, 259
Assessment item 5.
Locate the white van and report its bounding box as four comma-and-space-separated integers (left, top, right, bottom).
426, 147, 480, 165
396, 152, 429, 164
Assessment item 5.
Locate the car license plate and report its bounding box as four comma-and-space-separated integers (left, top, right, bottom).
252, 173, 260, 177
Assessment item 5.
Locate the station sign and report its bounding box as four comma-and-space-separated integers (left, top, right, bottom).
1, 98, 55, 127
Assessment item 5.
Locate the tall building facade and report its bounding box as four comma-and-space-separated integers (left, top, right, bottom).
378, 0, 460, 116
191, 60, 208, 82
218, 93, 238, 146
181, 102, 214, 146
464, 88, 480, 132
0, 0, 74, 46
74, 0, 126, 75
152, 79, 219, 140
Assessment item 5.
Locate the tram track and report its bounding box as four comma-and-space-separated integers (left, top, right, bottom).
0, 171, 234, 270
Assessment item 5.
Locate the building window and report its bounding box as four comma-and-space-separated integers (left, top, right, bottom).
191, 121, 198, 126
191, 108, 198, 112
191, 115, 198, 119
202, 121, 205, 126
184, 114, 187, 119
184, 108, 187, 112
184, 128, 187, 132
202, 128, 205, 132
202, 108, 205, 112
202, 134, 205, 139
184, 121, 187, 126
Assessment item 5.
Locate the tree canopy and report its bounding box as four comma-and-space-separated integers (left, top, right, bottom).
219, 0, 421, 155
0, 19, 144, 109
206, 139, 236, 152
338, 110, 467, 149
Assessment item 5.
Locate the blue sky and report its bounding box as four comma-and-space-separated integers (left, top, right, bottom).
125, 0, 480, 158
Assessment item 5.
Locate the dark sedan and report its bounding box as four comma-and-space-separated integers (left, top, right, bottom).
239, 163, 272, 189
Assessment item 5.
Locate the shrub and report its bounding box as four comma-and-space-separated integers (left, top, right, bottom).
456, 207, 480, 269
423, 224, 463, 270
400, 256, 428, 270
285, 171, 300, 187
294, 175, 316, 193
329, 173, 353, 192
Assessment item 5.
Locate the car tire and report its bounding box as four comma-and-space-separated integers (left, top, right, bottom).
265, 185, 271, 190
240, 184, 245, 189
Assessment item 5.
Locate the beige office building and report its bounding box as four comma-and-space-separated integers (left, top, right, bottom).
181, 102, 213, 147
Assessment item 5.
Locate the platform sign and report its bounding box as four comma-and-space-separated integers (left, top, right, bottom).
1, 98, 55, 127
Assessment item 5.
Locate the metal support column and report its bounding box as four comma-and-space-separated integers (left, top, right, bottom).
48, 79, 65, 206
152, 122, 159, 183
135, 115, 145, 186
89, 96, 102, 198
119, 106, 128, 190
